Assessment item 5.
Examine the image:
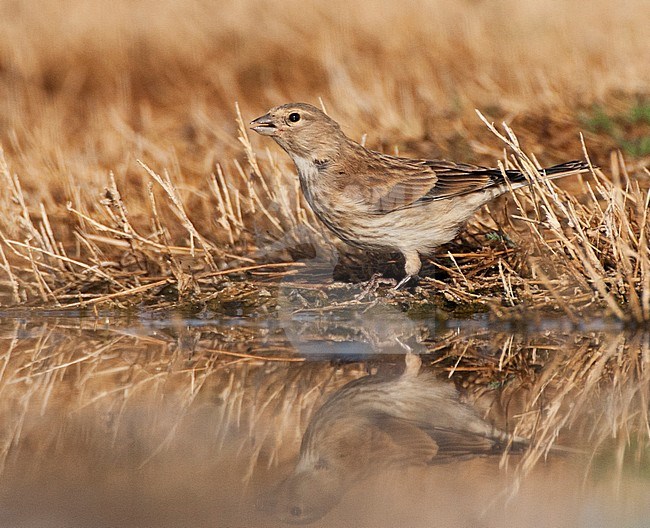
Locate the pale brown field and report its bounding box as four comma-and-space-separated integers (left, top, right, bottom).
0, 0, 649, 319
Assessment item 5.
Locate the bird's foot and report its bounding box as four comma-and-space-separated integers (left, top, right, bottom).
393, 274, 419, 291
354, 273, 397, 300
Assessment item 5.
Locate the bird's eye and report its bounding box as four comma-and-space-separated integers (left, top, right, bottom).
288, 112, 301, 123
290, 506, 302, 517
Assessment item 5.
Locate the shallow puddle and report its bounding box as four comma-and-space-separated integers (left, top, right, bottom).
0, 301, 648, 527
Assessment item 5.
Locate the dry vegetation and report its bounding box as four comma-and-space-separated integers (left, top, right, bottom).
1, 317, 647, 522
0, 0, 647, 320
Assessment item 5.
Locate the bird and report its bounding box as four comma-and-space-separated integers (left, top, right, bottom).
260, 353, 522, 524
250, 103, 590, 289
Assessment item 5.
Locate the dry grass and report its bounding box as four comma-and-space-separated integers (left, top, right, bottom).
0, 316, 364, 479
1, 317, 647, 517
0, 0, 648, 319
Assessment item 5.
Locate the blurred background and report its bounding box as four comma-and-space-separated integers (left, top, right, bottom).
1, 0, 648, 212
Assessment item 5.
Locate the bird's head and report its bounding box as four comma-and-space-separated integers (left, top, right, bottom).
250, 103, 346, 160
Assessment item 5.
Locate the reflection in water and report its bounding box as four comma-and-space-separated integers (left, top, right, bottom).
0, 313, 648, 527
263, 353, 518, 524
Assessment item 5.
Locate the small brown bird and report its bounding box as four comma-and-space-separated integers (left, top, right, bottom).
261, 353, 521, 524
250, 103, 589, 288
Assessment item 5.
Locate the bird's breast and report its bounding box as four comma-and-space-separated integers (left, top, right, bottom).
293, 157, 395, 249
298, 175, 366, 247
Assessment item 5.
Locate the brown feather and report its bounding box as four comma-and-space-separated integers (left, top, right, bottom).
341, 147, 526, 214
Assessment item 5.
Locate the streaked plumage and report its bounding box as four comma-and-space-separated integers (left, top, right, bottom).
251, 103, 589, 287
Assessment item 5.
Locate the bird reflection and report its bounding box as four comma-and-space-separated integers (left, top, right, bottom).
262, 353, 518, 524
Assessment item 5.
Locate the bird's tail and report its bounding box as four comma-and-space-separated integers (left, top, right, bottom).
504, 159, 591, 191
539, 160, 591, 179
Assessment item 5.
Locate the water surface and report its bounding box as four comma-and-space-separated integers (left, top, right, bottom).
0, 300, 648, 527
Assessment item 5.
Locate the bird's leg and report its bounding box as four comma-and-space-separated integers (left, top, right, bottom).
403, 350, 422, 377
394, 250, 421, 290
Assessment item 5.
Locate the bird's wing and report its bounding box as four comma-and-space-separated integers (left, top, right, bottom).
423, 426, 504, 461
364, 154, 522, 214
370, 414, 440, 465
370, 413, 503, 464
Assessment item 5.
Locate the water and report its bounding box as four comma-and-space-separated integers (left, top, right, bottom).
0, 299, 648, 527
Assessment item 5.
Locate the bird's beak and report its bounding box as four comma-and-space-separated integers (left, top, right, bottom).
250, 113, 278, 136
